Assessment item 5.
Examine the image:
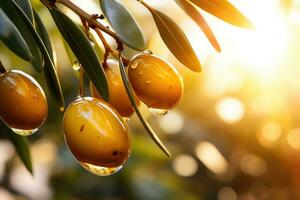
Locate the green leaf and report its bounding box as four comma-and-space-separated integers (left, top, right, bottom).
0, 8, 32, 61
14, 0, 34, 24
49, 8, 109, 101
176, 0, 221, 52
99, 0, 145, 51
144, 5, 201, 72
0, 0, 44, 72
0, 121, 32, 175
118, 55, 171, 157
1, 1, 64, 110
34, 10, 65, 109
188, 0, 254, 29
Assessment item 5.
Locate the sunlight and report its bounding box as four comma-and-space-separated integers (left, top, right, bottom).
231, 0, 289, 77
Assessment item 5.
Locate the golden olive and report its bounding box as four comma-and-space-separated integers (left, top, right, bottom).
127, 53, 183, 109
0, 70, 48, 134
62, 97, 131, 171
90, 59, 139, 118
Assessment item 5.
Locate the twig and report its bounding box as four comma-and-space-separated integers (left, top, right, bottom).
56, 0, 124, 51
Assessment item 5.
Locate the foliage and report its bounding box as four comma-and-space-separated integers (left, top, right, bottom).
0, 0, 252, 174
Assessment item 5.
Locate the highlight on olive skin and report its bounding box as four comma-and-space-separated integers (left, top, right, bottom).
62, 97, 131, 176
127, 53, 184, 110
0, 70, 48, 136
90, 59, 140, 118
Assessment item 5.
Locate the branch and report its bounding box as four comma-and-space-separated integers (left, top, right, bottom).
56, 0, 124, 51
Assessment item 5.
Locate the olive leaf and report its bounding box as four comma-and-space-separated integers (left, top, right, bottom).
0, 0, 44, 72
14, 0, 34, 24
118, 55, 171, 157
0, 8, 32, 61
176, 0, 221, 52
0, 121, 33, 175
188, 0, 254, 29
49, 7, 109, 101
34, 10, 65, 109
143, 4, 201, 72
99, 0, 145, 51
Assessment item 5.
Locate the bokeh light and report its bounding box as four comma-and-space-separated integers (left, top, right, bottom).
195, 142, 228, 175
217, 187, 237, 200
240, 154, 267, 177
172, 154, 198, 177
158, 111, 184, 135
216, 97, 245, 124
287, 129, 300, 150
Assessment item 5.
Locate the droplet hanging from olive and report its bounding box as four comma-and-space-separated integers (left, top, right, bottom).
127, 53, 183, 110
62, 97, 131, 176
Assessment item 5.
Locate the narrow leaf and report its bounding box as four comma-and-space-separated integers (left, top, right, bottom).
1, 1, 65, 110
118, 55, 171, 157
176, 0, 221, 52
188, 0, 254, 29
99, 0, 145, 51
14, 0, 34, 24
0, 121, 32, 174
49, 8, 109, 101
0, 8, 32, 61
143, 3, 201, 72
0, 0, 44, 72
34, 10, 65, 109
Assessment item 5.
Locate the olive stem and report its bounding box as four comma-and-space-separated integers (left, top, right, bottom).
94, 28, 130, 68
56, 0, 124, 51
0, 61, 7, 74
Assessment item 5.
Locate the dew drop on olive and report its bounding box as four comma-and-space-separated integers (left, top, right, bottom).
0, 70, 48, 136
90, 59, 139, 118
62, 97, 131, 176
127, 53, 184, 109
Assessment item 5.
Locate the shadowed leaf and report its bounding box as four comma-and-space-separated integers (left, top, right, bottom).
0, 8, 32, 61
0, 121, 32, 175
34, 10, 65, 109
14, 0, 34, 24
0, 0, 44, 72
49, 8, 109, 101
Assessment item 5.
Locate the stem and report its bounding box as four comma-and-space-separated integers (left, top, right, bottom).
95, 28, 110, 69
0, 61, 7, 74
94, 29, 130, 66
56, 0, 124, 51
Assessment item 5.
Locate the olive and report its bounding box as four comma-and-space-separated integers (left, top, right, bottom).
90, 59, 139, 118
0, 70, 47, 135
62, 97, 131, 175
127, 53, 183, 109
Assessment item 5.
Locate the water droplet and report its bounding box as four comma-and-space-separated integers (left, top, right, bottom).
138, 71, 143, 76
11, 127, 38, 136
59, 106, 65, 112
80, 162, 123, 176
72, 61, 81, 71
130, 60, 139, 70
143, 49, 153, 54
149, 108, 168, 116
145, 80, 152, 84
33, 94, 38, 99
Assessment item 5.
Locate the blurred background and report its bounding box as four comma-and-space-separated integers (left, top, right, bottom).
1, 0, 300, 199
